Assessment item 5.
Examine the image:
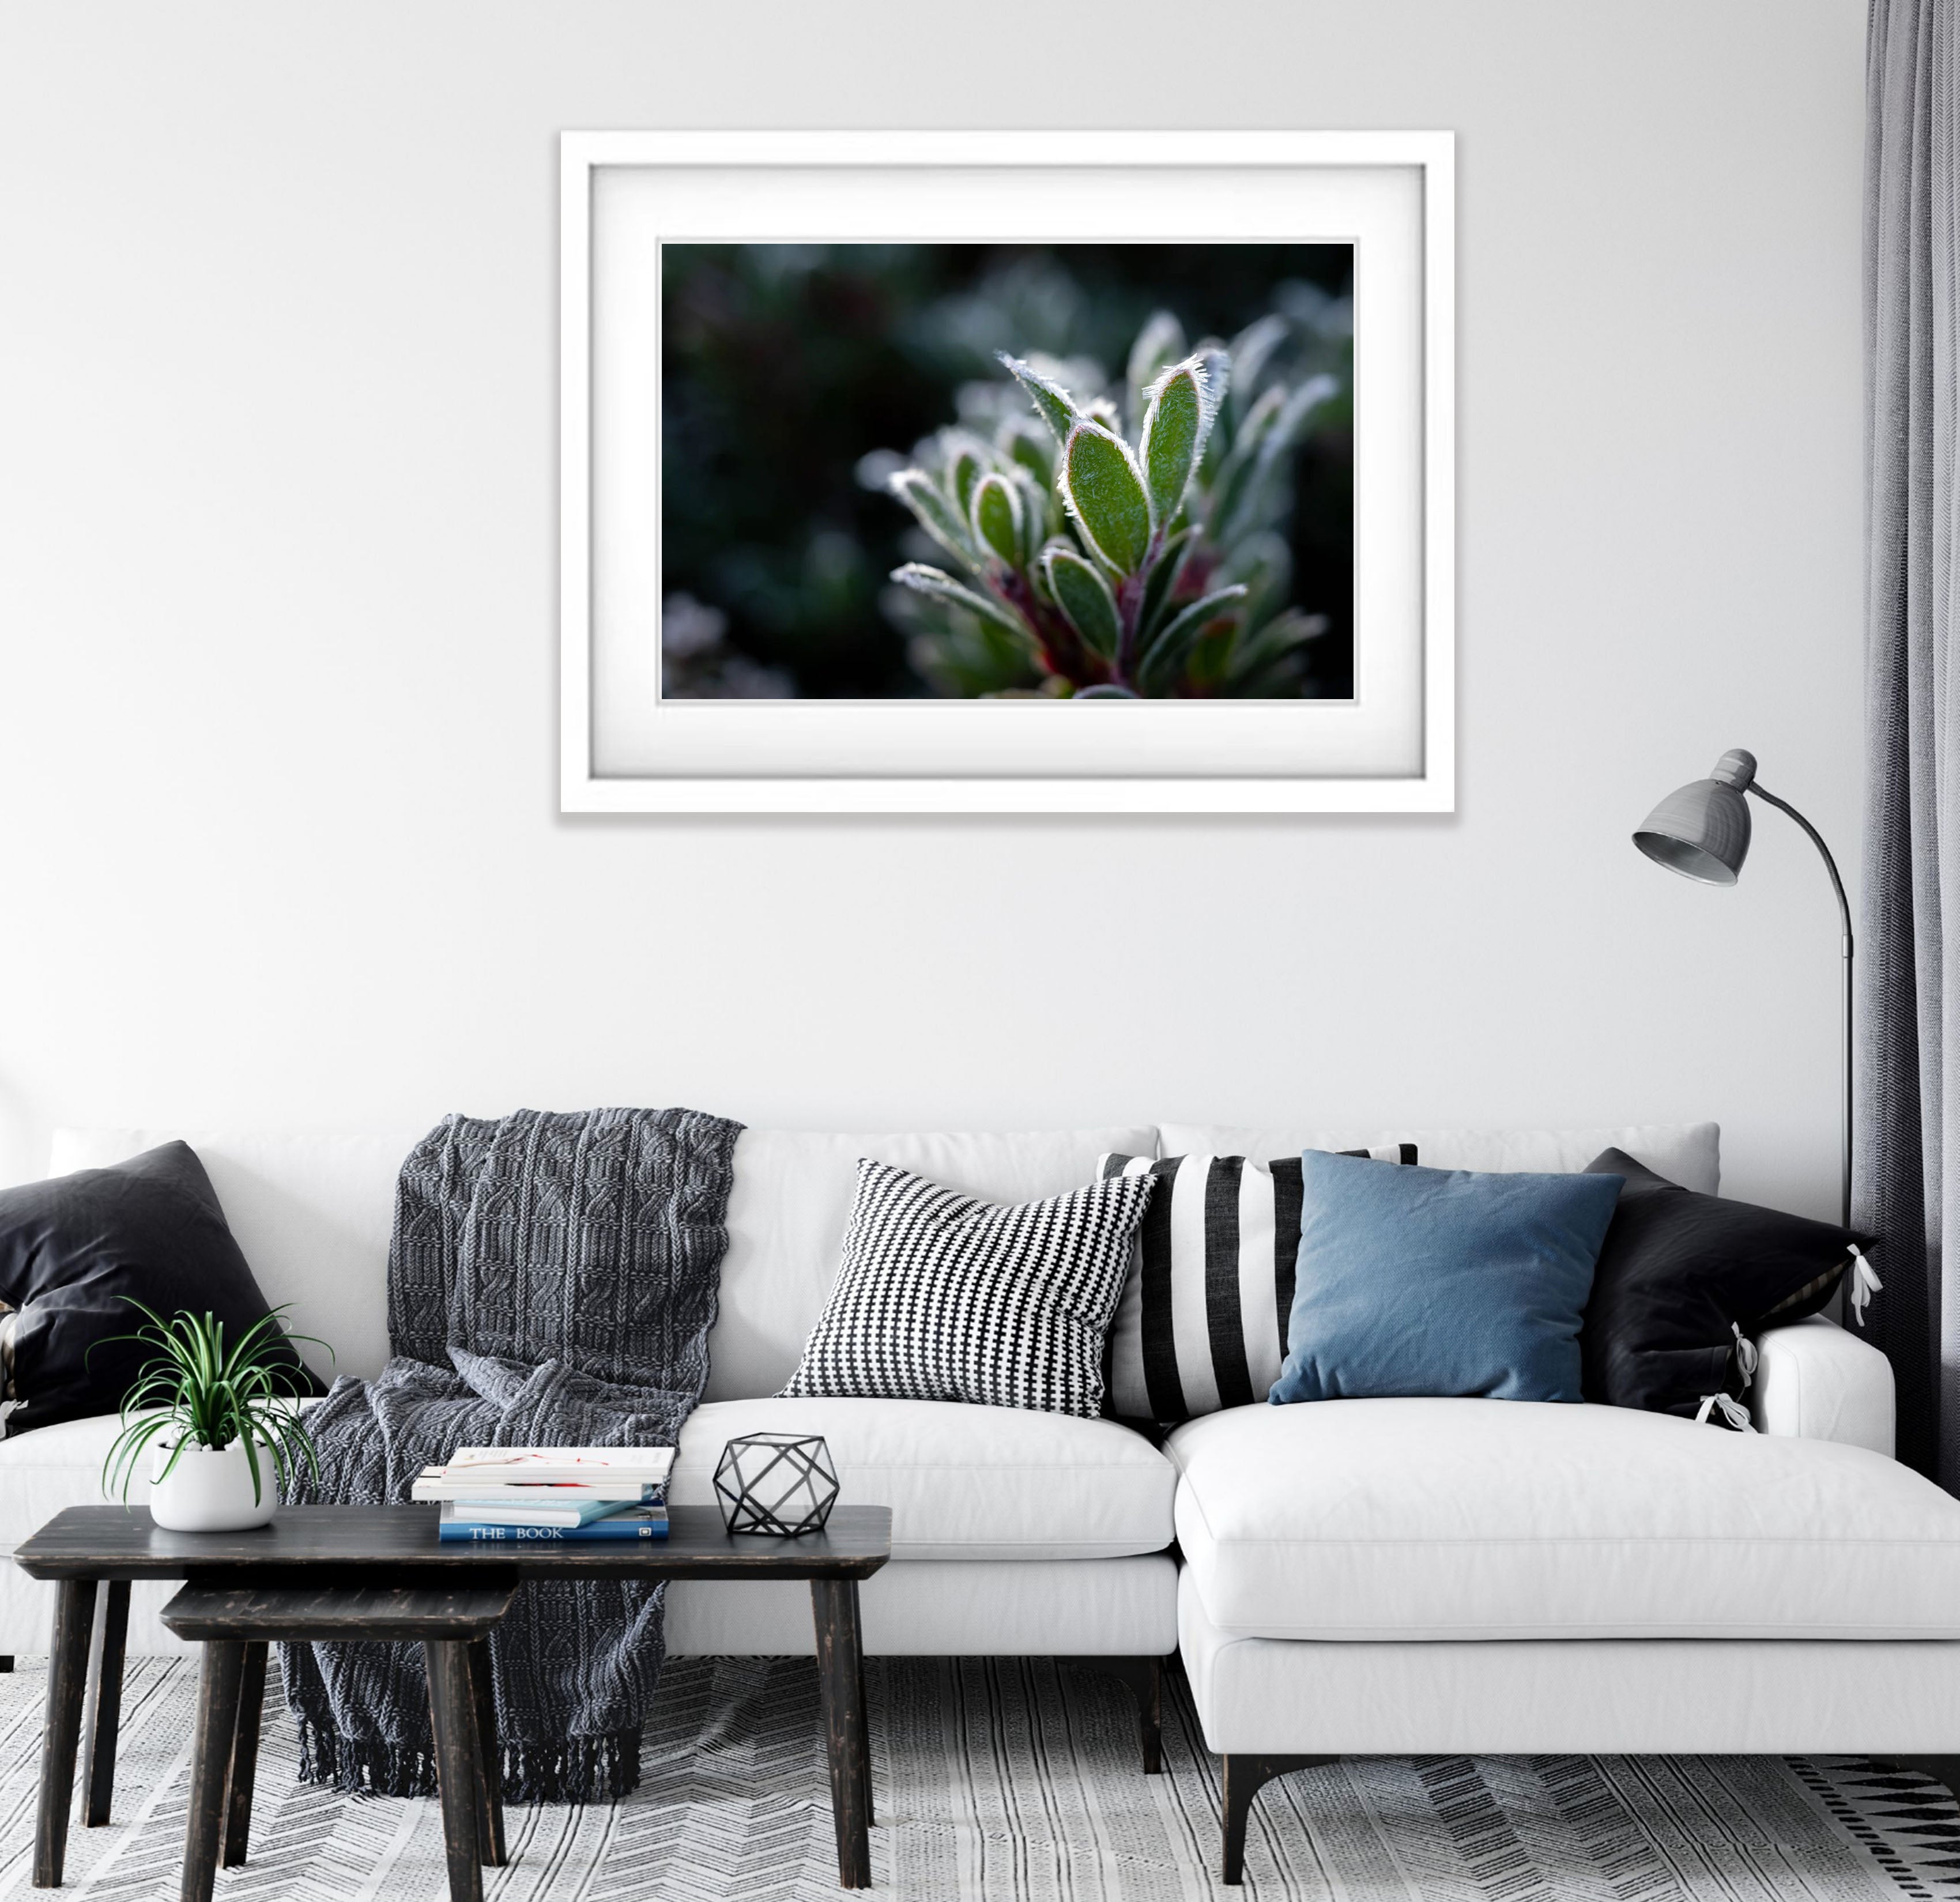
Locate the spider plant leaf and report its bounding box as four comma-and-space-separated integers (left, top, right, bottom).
1137, 585, 1249, 694
1137, 357, 1219, 530
997, 352, 1085, 448
889, 564, 1032, 641
971, 472, 1022, 564
1058, 422, 1153, 575
1042, 548, 1121, 659
888, 469, 978, 569
1126, 310, 1186, 436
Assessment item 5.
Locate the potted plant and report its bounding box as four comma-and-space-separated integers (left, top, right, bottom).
101, 1304, 327, 1533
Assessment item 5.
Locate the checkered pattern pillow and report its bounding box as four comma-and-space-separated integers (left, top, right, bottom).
780, 1159, 1158, 1417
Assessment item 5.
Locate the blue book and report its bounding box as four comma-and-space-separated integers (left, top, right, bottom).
438, 1503, 669, 1542
447, 1495, 634, 1529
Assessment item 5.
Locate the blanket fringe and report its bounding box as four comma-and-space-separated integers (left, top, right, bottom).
296, 1714, 644, 1803
297, 1715, 438, 1799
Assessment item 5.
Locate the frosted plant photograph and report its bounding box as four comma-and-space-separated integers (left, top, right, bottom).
659, 243, 1354, 700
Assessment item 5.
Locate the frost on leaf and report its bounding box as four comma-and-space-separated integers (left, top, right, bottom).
1137, 357, 1217, 529
1059, 422, 1154, 576
889, 563, 1031, 639
1042, 546, 1121, 659
888, 469, 975, 568
971, 473, 1022, 563
998, 353, 1084, 447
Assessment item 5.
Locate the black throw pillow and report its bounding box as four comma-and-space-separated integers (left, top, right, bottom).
1579, 1146, 1875, 1420
0, 1142, 322, 1436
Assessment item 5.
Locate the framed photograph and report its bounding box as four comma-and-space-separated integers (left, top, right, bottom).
561, 131, 1453, 813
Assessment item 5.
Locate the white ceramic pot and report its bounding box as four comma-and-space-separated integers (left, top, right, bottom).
149, 1437, 277, 1533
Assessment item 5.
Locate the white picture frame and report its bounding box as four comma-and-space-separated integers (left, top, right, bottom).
561, 131, 1454, 814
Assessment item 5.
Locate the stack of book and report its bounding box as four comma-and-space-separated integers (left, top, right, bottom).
412, 1447, 674, 1542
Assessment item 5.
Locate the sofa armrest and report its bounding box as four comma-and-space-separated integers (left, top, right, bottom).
1750, 1314, 1895, 1456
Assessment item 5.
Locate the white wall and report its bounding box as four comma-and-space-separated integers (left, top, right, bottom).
0, 2, 1867, 1217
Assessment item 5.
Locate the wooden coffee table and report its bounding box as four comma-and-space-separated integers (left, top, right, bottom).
14, 1503, 892, 1892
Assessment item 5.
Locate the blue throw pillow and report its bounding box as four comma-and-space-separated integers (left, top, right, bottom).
1269, 1150, 1624, 1405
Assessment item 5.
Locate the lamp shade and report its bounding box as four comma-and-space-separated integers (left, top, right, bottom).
1632, 748, 1757, 885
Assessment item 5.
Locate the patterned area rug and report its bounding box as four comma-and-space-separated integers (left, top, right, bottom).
0, 1653, 1956, 1900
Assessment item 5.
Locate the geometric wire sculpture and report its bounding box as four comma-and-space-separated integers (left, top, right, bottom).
713, 1432, 840, 1537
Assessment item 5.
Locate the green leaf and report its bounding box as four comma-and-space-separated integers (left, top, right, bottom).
971, 472, 1022, 563
1228, 607, 1327, 693
888, 469, 978, 569
998, 415, 1056, 489
1009, 467, 1049, 568
997, 352, 1084, 447
1126, 310, 1185, 432
1059, 422, 1154, 575
889, 563, 1032, 640
1043, 547, 1121, 659
1220, 529, 1292, 629
1205, 386, 1286, 534
1224, 314, 1287, 409
1137, 357, 1219, 527
1136, 529, 1193, 646
949, 444, 986, 519
1137, 584, 1248, 693
1211, 374, 1339, 542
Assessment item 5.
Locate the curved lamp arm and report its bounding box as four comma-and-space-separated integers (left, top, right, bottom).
1748, 781, 1854, 1227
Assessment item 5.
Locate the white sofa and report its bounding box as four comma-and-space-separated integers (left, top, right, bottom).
3, 1117, 1943, 1885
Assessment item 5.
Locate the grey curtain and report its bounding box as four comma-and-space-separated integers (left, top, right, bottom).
1859, 0, 1960, 1480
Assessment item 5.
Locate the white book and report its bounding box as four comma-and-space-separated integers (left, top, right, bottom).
444, 1447, 673, 1485
409, 1446, 673, 1504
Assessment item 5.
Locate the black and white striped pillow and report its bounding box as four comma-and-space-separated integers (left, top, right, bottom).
1098, 1147, 1417, 1423
781, 1158, 1158, 1418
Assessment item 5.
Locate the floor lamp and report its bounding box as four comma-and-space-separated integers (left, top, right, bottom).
1631, 748, 1855, 1231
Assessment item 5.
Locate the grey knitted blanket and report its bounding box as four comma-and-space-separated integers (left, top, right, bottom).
281, 1106, 742, 1802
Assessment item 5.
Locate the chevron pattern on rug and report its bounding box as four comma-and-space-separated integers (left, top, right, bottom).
0, 1652, 1952, 1900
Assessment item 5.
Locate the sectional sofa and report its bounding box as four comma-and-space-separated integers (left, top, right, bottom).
3, 1118, 1949, 1884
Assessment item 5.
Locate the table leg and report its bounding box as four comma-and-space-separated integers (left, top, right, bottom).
81, 1580, 130, 1826
181, 1642, 247, 1902
424, 1640, 485, 1902
811, 1579, 872, 1889
464, 1637, 506, 1866
34, 1575, 97, 1888
221, 1642, 268, 1867
856, 1640, 874, 1828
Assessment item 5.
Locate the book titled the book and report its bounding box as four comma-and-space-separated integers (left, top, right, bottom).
447, 1495, 634, 1529
436, 1502, 670, 1543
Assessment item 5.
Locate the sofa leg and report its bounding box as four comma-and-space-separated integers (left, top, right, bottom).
1222, 1753, 1338, 1885
1877, 1755, 1960, 1801
0, 1656, 12, 1673
1062, 1656, 1166, 1773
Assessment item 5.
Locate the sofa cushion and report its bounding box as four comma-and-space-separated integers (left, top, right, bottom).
1170, 1397, 1960, 1639
1162, 1123, 1720, 1194
708, 1127, 1156, 1400
1269, 1153, 1624, 1406
2, 1142, 323, 1435
672, 1395, 1175, 1560
1581, 1148, 1872, 1419
48, 1128, 422, 1382
1097, 1146, 1417, 1424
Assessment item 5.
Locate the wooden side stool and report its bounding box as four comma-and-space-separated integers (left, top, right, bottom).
160, 1570, 519, 1902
